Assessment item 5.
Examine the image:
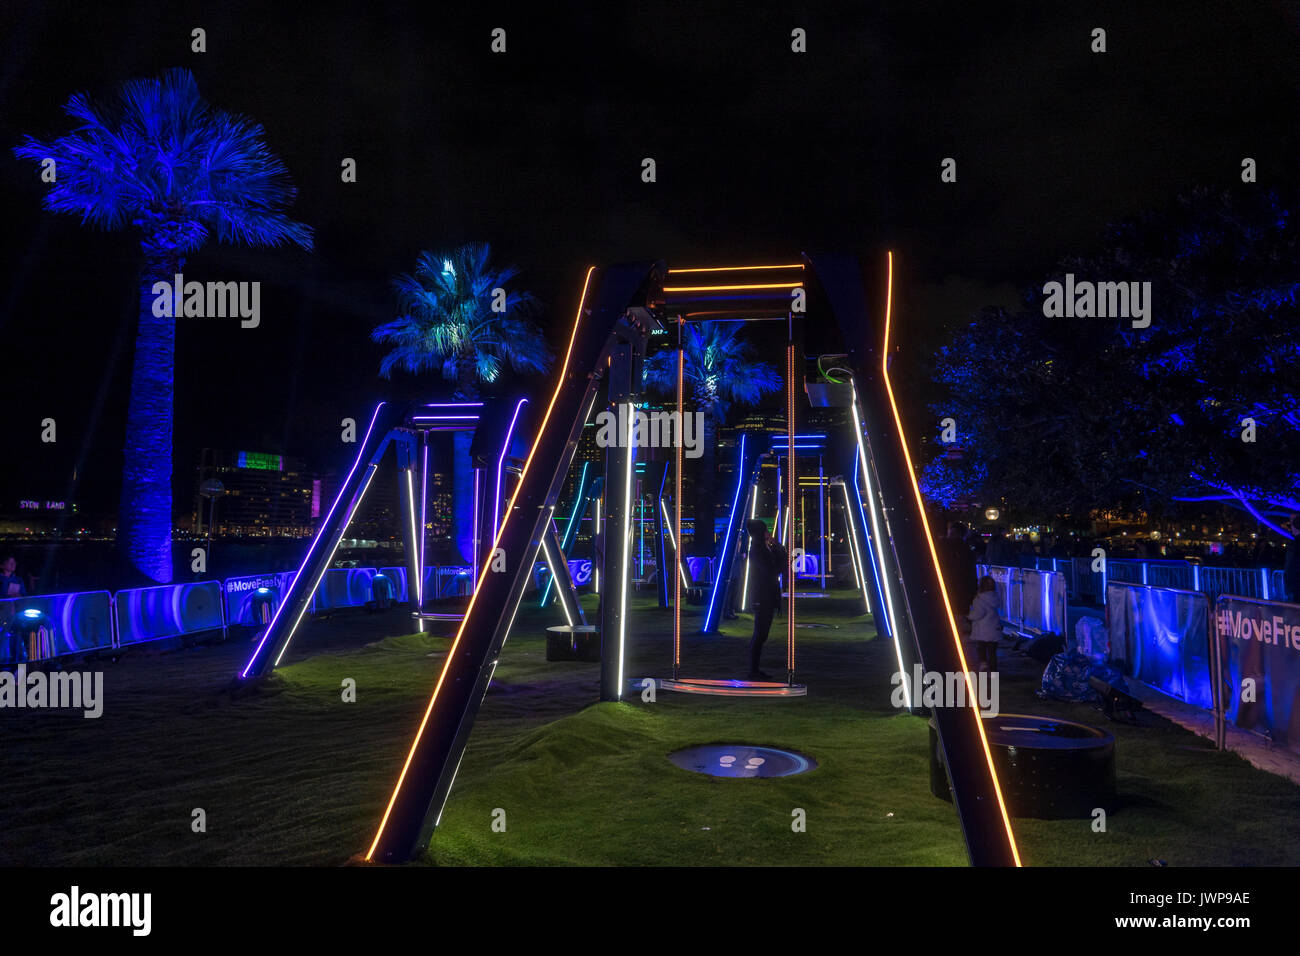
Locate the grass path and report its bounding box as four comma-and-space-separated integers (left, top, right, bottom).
421, 592, 965, 866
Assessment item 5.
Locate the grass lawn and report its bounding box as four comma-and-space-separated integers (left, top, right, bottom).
419, 591, 964, 866
3, 587, 1299, 866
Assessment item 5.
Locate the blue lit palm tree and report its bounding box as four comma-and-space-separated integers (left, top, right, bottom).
643, 322, 782, 550
372, 243, 552, 563
14, 69, 312, 583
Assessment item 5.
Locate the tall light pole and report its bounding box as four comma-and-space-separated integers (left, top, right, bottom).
199, 478, 225, 573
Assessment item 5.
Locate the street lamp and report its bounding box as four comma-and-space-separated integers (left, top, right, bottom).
199, 478, 226, 571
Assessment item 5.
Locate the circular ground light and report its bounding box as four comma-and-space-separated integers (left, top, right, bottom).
668, 744, 816, 778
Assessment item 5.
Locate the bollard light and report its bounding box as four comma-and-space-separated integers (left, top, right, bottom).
371, 573, 394, 610
10, 608, 53, 663
250, 586, 278, 626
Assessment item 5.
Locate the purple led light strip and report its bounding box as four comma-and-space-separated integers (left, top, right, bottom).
493, 398, 529, 538
419, 439, 428, 611
241, 403, 387, 678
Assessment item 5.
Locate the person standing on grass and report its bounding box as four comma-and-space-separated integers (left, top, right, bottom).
745, 519, 788, 681
968, 575, 1001, 673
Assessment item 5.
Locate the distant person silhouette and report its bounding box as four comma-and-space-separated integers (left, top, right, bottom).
745, 519, 788, 681
0, 556, 25, 598
1285, 514, 1300, 602
984, 527, 1015, 567
940, 522, 977, 631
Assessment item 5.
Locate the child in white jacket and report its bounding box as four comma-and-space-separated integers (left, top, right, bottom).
967, 575, 1002, 672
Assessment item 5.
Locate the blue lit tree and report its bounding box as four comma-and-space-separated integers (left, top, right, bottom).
372, 243, 551, 563
926, 188, 1300, 539
14, 69, 312, 583
643, 322, 782, 550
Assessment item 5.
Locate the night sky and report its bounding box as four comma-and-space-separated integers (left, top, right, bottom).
2, 0, 1298, 515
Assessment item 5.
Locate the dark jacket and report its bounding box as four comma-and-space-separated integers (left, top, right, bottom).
984, 535, 1016, 568
940, 536, 978, 612
749, 538, 788, 609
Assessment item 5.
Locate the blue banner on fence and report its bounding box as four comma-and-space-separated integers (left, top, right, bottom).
0, 591, 114, 665
569, 558, 592, 587
533, 558, 595, 590
1215, 596, 1300, 754
429, 565, 473, 599
685, 556, 712, 585
223, 572, 295, 625
1107, 583, 1212, 708
313, 567, 378, 611
116, 581, 225, 647
977, 565, 1067, 635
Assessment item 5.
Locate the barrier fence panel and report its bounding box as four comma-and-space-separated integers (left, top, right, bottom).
1107, 560, 1145, 585
1214, 595, 1300, 754
1147, 563, 1193, 590
978, 564, 1018, 625
684, 556, 714, 586
227, 567, 414, 622
377, 567, 408, 603
1062, 556, 1104, 604
115, 581, 226, 648
532, 558, 596, 593
223, 572, 296, 626
431, 565, 474, 599
1, 591, 114, 665
1027, 568, 1067, 634
7, 557, 464, 665
1087, 559, 1288, 607
1199, 566, 1264, 603
1106, 582, 1212, 708
313, 567, 378, 612
976, 564, 1067, 636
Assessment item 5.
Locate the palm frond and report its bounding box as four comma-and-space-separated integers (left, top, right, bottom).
641, 321, 782, 416
373, 242, 553, 384
13, 68, 312, 253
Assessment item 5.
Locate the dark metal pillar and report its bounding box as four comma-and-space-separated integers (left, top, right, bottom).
365, 265, 661, 863
599, 339, 641, 702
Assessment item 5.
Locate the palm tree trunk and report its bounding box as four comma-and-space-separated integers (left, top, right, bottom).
452, 429, 475, 565
117, 254, 180, 584
693, 388, 718, 555
452, 374, 479, 566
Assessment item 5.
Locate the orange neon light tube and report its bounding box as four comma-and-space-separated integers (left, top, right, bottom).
366, 267, 598, 861
667, 263, 805, 274
786, 341, 796, 676
674, 327, 683, 675
879, 251, 1021, 866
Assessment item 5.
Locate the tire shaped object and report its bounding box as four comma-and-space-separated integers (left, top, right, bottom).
929, 713, 1115, 818
545, 624, 601, 662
